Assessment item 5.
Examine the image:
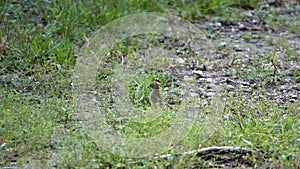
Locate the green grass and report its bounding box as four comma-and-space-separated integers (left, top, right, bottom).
1, 0, 299, 168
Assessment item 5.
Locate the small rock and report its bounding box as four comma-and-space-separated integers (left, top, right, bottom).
280, 85, 287, 91
206, 78, 213, 83
183, 76, 193, 81
233, 44, 243, 51
220, 42, 227, 47
192, 70, 203, 76
291, 95, 298, 99
207, 88, 214, 92
252, 19, 258, 24
199, 87, 205, 92
238, 23, 245, 29
190, 93, 199, 97
215, 22, 222, 27
245, 11, 253, 17
176, 58, 185, 64
206, 92, 214, 97
208, 84, 217, 89
197, 78, 206, 83
227, 85, 235, 90
239, 81, 250, 86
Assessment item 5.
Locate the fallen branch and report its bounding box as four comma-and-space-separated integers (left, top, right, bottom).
156, 146, 254, 159
116, 146, 260, 168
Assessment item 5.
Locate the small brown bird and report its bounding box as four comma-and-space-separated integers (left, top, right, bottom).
149, 81, 163, 108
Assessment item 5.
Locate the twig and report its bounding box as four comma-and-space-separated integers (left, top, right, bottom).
119, 146, 258, 167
